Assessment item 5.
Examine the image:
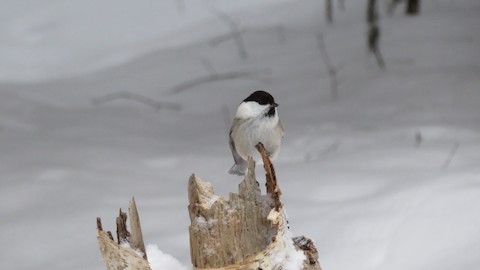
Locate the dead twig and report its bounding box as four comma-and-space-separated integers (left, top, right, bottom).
256, 142, 281, 211
210, 8, 249, 60
92, 91, 181, 111
326, 0, 334, 24
169, 68, 271, 95
442, 141, 460, 170
208, 29, 248, 47
200, 58, 216, 75
367, 0, 386, 69
305, 140, 341, 162
317, 33, 339, 101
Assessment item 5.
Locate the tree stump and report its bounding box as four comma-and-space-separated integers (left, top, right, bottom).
188, 143, 321, 269
96, 143, 321, 270
97, 198, 151, 270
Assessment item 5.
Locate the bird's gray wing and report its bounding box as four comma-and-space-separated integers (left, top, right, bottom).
228, 119, 247, 175
278, 119, 285, 137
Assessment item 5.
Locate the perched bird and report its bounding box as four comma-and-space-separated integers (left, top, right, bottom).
229, 90, 284, 175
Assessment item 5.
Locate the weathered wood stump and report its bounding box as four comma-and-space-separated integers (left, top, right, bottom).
188, 143, 321, 269
97, 198, 151, 270
96, 143, 321, 270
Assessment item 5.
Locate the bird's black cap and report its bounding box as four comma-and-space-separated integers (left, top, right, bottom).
244, 90, 277, 106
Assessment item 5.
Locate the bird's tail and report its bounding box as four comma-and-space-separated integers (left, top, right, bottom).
228, 162, 247, 176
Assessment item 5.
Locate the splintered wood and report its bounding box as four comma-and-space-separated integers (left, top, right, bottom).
97, 198, 151, 270
96, 143, 321, 270
188, 143, 321, 270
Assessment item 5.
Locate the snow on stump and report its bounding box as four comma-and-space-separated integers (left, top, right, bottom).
188, 143, 321, 270
96, 143, 321, 270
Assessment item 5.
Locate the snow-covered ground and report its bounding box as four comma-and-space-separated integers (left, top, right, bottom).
1, 0, 479, 269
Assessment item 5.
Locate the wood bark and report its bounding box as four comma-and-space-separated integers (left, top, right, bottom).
188, 143, 321, 269
97, 144, 321, 270
97, 198, 151, 270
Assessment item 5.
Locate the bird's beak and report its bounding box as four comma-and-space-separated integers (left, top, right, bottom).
271, 102, 279, 108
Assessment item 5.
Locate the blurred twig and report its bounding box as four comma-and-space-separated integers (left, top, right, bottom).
442, 141, 460, 169
200, 58, 217, 75
326, 0, 334, 24
317, 33, 339, 101
209, 8, 249, 60
305, 140, 341, 162
367, 0, 386, 69
92, 91, 181, 111
208, 29, 248, 47
169, 68, 271, 95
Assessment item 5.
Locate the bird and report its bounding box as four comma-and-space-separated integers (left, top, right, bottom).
228, 90, 284, 175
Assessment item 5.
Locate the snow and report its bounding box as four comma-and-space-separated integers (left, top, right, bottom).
147, 244, 188, 270
1, 0, 480, 270
268, 210, 306, 270
0, 0, 292, 83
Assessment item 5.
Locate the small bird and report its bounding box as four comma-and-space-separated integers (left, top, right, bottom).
229, 90, 284, 175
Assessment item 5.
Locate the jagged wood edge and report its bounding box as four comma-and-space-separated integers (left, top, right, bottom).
97, 198, 151, 270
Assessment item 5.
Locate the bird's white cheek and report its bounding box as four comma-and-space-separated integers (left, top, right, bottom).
235, 102, 269, 119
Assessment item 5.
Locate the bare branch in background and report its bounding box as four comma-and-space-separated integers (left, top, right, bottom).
366, 0, 386, 69
305, 140, 341, 162
325, 0, 334, 24
414, 130, 423, 148
169, 68, 271, 95
208, 29, 248, 47
200, 58, 216, 75
210, 8, 249, 60
442, 142, 460, 170
92, 91, 181, 111
387, 0, 403, 15
406, 0, 421, 16
317, 33, 339, 101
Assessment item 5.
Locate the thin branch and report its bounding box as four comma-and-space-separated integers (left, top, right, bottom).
92, 91, 181, 111
305, 140, 341, 162
208, 29, 248, 47
316, 33, 339, 101
210, 8, 248, 60
415, 130, 423, 148
326, 0, 334, 24
366, 0, 386, 69
442, 142, 460, 169
169, 69, 271, 95
200, 58, 216, 75
256, 142, 281, 210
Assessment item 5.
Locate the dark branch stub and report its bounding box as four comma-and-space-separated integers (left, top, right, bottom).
97, 217, 103, 231
255, 142, 282, 211
116, 209, 130, 245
